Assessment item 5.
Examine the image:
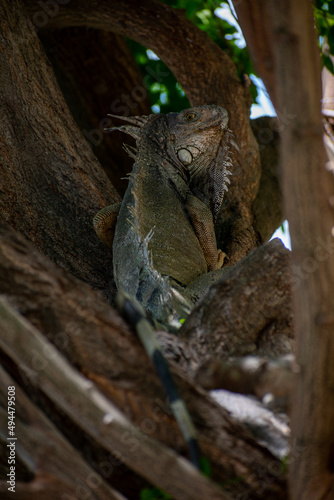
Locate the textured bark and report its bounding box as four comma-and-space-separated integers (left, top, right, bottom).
0, 365, 126, 500
0, 298, 232, 500
40, 28, 152, 194
251, 116, 283, 242
179, 239, 293, 365
0, 223, 287, 500
234, 1, 334, 498
0, 1, 118, 291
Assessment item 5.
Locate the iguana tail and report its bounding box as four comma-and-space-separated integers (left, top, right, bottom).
116, 291, 201, 469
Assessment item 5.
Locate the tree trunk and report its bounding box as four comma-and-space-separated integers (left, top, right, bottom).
234, 1, 334, 498
39, 28, 152, 194
179, 238, 293, 365
0, 0, 118, 291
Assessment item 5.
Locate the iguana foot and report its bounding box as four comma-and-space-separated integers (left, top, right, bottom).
93, 203, 121, 250
217, 249, 228, 269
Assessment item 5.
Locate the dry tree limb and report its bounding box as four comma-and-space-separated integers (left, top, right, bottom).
0, 365, 127, 500
0, 298, 231, 500
179, 238, 293, 364
233, 1, 334, 498
196, 355, 293, 407
0, 224, 287, 499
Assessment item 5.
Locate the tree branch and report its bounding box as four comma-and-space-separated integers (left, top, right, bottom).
0, 364, 126, 500
179, 239, 293, 364
0, 297, 232, 500
0, 0, 118, 291
251, 116, 283, 242
0, 222, 287, 499
40, 28, 152, 193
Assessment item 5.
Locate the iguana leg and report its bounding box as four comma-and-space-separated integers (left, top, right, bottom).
217, 249, 228, 268
186, 195, 223, 271
185, 266, 231, 303
93, 203, 121, 250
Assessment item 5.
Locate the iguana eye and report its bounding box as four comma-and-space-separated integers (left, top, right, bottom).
185, 112, 196, 121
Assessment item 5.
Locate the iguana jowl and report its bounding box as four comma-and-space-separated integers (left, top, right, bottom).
93, 105, 233, 331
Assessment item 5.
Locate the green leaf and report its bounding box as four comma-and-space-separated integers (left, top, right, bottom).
281, 455, 288, 474
322, 53, 334, 74
140, 487, 172, 500
127, 1, 259, 110
327, 25, 334, 53
200, 456, 211, 477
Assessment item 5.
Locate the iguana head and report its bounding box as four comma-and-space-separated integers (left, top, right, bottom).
165, 105, 233, 219
106, 105, 234, 220
166, 105, 229, 165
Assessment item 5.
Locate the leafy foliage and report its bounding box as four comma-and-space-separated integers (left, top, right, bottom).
314, 0, 334, 73
164, 0, 255, 86
140, 486, 172, 499
199, 456, 212, 477
127, 39, 190, 113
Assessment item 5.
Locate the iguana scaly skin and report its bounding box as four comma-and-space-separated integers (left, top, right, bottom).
93, 105, 233, 331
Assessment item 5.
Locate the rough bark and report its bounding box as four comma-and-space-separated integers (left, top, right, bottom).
0, 298, 233, 500
0, 223, 287, 500
39, 28, 152, 194
0, 365, 126, 500
0, 0, 118, 291
179, 239, 293, 366
233, 1, 334, 498
251, 116, 283, 243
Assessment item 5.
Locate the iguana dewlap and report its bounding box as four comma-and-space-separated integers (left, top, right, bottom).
93, 105, 233, 330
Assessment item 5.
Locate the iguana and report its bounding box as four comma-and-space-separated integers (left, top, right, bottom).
93, 105, 233, 469
93, 105, 233, 331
